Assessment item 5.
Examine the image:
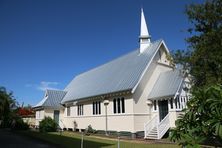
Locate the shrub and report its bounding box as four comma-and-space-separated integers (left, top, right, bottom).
85, 125, 96, 135
87, 125, 95, 133
11, 117, 29, 130
39, 117, 57, 132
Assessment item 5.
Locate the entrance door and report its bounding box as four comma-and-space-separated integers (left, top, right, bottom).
54, 110, 60, 126
158, 100, 168, 121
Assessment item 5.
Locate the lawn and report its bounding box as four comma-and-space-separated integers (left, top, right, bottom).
18, 130, 180, 148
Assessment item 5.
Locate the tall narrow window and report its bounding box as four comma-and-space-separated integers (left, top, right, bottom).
98, 101, 101, 114
92, 102, 95, 115
175, 97, 178, 109
117, 98, 121, 113
170, 98, 173, 109
121, 97, 125, 113
95, 102, 98, 114
77, 104, 83, 116
67, 106, 70, 116
154, 100, 157, 110
113, 97, 125, 114
113, 99, 116, 113
178, 97, 181, 109
92, 101, 101, 115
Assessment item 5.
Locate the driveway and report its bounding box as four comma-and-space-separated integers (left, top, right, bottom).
0, 129, 59, 148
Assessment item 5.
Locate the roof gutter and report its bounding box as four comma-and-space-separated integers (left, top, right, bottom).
62, 89, 131, 105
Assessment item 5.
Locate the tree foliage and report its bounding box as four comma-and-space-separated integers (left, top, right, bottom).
170, 0, 222, 146
170, 85, 222, 147
39, 117, 57, 132
172, 0, 222, 87
0, 87, 17, 127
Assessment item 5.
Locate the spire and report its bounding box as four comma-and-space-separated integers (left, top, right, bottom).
139, 8, 151, 53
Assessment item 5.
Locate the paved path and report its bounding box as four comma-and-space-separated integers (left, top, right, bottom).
0, 129, 59, 148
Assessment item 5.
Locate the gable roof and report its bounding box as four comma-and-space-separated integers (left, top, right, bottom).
61, 39, 164, 104
34, 90, 67, 109
148, 70, 184, 100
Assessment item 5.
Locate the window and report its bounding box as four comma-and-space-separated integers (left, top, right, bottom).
113, 99, 116, 113
36, 110, 44, 119
113, 97, 125, 114
175, 96, 180, 109
67, 106, 70, 116
154, 100, 157, 111
178, 97, 181, 109
170, 98, 173, 109
93, 101, 101, 115
77, 104, 83, 116
36, 111, 39, 119
121, 97, 125, 113
175, 97, 178, 109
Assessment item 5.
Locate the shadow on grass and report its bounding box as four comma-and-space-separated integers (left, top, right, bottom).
18, 131, 114, 148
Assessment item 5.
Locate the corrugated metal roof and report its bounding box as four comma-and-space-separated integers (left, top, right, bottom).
61, 39, 163, 103
34, 90, 67, 108
148, 70, 184, 100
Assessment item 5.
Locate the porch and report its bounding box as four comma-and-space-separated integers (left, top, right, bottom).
144, 95, 189, 139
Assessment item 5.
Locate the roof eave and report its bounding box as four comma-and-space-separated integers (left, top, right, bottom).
62, 89, 132, 105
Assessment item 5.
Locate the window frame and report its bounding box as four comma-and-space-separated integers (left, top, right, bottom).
92, 101, 101, 115
77, 104, 84, 116
113, 97, 125, 114
67, 106, 70, 116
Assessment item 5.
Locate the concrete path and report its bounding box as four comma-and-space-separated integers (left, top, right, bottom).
0, 129, 59, 148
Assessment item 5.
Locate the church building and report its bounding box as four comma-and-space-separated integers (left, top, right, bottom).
34, 9, 190, 139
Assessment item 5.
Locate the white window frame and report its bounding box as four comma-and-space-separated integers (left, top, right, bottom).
67, 106, 70, 116
77, 104, 83, 116
113, 97, 125, 114
93, 101, 101, 115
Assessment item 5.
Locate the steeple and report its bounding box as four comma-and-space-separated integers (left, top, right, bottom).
139, 8, 151, 53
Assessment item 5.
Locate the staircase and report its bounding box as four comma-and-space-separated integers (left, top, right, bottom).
144, 113, 170, 139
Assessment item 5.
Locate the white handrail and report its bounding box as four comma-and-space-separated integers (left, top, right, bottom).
144, 113, 170, 139
144, 114, 158, 138
157, 113, 170, 139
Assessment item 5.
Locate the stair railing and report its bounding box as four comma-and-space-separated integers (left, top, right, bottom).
144, 114, 158, 138
157, 113, 170, 139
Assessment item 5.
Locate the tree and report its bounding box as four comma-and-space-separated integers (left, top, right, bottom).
170, 0, 222, 146
0, 87, 17, 127
170, 85, 222, 147
172, 0, 222, 88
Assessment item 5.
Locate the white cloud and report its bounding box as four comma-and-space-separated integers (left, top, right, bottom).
37, 81, 59, 91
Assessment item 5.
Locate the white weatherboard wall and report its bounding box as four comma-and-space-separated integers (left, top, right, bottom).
44, 109, 54, 118
63, 95, 135, 132
62, 44, 175, 133
132, 45, 173, 132
35, 108, 65, 128
35, 110, 44, 126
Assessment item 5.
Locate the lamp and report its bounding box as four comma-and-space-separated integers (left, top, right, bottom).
146, 99, 152, 105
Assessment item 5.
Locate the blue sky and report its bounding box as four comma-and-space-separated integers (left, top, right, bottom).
0, 0, 201, 106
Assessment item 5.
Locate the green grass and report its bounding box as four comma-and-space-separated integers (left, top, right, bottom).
18, 130, 180, 148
